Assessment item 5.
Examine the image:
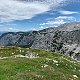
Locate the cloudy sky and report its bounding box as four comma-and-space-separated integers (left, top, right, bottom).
0, 0, 80, 31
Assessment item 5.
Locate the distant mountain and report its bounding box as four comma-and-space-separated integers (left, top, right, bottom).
0, 31, 37, 47
0, 31, 7, 36
0, 22, 80, 60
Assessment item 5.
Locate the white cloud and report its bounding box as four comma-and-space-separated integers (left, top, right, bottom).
46, 20, 66, 25
0, 0, 64, 22
8, 27, 14, 30
39, 26, 49, 30
40, 20, 66, 26
40, 23, 47, 26
60, 10, 78, 15
45, 27, 49, 28
55, 16, 76, 21
39, 16, 77, 27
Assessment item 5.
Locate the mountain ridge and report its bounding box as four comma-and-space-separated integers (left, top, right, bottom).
0, 22, 80, 60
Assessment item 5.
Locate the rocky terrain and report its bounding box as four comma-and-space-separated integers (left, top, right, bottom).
0, 22, 80, 60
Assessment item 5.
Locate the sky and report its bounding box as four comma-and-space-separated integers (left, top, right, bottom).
0, 0, 80, 32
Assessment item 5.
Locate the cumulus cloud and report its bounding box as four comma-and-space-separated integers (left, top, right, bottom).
55, 16, 76, 21
40, 20, 66, 26
40, 16, 76, 27
0, 0, 64, 22
47, 20, 66, 25
60, 10, 78, 15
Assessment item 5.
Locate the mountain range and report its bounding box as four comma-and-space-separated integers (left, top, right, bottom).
0, 22, 80, 60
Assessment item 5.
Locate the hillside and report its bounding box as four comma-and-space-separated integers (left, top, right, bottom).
0, 46, 80, 80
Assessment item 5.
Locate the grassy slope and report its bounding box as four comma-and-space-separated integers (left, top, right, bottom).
0, 46, 80, 80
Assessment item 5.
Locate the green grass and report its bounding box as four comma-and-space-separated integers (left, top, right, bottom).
0, 46, 80, 80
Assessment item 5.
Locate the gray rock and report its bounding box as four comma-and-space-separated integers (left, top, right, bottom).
31, 22, 80, 60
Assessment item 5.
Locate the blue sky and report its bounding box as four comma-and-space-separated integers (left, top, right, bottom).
0, 0, 80, 31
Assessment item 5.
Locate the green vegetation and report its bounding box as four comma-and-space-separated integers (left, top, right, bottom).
0, 46, 80, 80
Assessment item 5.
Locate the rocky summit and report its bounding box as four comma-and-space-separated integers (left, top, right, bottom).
0, 22, 80, 60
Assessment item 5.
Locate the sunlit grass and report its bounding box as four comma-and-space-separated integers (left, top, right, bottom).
0, 46, 80, 80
